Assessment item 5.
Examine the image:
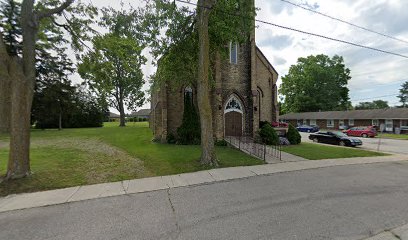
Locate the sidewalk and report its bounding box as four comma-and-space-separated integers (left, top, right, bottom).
0, 154, 407, 213
362, 223, 408, 240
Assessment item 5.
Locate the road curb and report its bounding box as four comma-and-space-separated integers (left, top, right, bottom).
0, 155, 407, 213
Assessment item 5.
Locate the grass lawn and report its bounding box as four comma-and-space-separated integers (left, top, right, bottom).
0, 122, 263, 196
281, 143, 388, 160
378, 133, 408, 140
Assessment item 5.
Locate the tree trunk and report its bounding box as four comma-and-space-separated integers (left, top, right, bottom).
0, 34, 11, 134
119, 99, 126, 127
197, 0, 217, 166
6, 58, 34, 179
58, 107, 62, 130
5, 0, 38, 179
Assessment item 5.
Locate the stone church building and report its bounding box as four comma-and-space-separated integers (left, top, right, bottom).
150, 16, 279, 142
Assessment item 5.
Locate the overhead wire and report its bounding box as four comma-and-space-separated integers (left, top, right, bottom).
174, 0, 408, 59
281, 0, 408, 45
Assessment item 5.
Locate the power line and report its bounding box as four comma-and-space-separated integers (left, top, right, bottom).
174, 0, 408, 59
351, 94, 398, 102
281, 0, 408, 45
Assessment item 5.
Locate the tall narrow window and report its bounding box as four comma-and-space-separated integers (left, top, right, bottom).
184, 86, 193, 106
230, 42, 238, 64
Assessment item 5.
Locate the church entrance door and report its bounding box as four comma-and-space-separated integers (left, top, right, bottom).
225, 111, 243, 136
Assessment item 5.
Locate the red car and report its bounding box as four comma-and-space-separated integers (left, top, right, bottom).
343, 126, 377, 138
271, 121, 289, 128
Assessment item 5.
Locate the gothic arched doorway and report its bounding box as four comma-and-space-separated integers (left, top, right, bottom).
224, 95, 244, 137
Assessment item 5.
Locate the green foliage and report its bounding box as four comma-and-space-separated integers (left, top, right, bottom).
259, 122, 279, 145
78, 33, 146, 113
214, 139, 228, 147
141, 0, 255, 88
398, 81, 408, 107
287, 124, 301, 145
166, 133, 177, 144
176, 95, 201, 145
280, 54, 352, 113
355, 100, 389, 110
32, 82, 106, 129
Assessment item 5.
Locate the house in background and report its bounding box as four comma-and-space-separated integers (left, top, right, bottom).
108, 112, 120, 122
130, 109, 150, 121
280, 108, 408, 134
150, 1, 279, 142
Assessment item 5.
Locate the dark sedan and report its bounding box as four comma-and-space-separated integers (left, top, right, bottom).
309, 131, 363, 147
297, 125, 319, 133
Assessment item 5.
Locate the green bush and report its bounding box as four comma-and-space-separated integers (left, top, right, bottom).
259, 122, 279, 145
287, 124, 301, 145
167, 133, 177, 144
177, 95, 200, 145
214, 139, 228, 146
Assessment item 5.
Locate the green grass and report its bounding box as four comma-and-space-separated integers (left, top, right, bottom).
0, 122, 262, 196
378, 133, 408, 140
281, 143, 388, 160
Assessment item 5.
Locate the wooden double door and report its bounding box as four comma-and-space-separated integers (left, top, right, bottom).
225, 111, 243, 136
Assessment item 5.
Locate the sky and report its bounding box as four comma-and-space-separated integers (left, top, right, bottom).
70, 0, 408, 113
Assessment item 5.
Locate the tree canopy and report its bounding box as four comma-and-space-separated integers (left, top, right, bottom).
78, 33, 146, 127
355, 100, 389, 110
398, 81, 408, 107
280, 54, 352, 113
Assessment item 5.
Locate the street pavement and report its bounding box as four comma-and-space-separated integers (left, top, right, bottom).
300, 132, 408, 154
1, 161, 408, 240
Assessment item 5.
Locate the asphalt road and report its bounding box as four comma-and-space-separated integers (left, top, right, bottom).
1, 162, 408, 240
300, 132, 408, 154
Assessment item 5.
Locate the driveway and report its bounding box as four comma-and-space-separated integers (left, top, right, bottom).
1, 162, 408, 240
300, 132, 408, 154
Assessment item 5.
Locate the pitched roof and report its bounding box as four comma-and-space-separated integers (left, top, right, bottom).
256, 46, 278, 77
131, 109, 151, 116
109, 112, 120, 118
280, 108, 408, 120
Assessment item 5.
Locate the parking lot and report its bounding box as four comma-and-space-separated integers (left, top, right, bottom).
299, 132, 408, 155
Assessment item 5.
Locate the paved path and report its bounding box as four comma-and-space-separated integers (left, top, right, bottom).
2, 161, 408, 240
0, 154, 406, 213
300, 132, 408, 154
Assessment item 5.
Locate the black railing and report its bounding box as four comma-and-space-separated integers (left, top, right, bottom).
226, 136, 282, 162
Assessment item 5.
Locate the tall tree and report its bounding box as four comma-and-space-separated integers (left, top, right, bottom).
355, 100, 389, 110
196, 0, 216, 165
0, 0, 97, 179
280, 54, 352, 113
398, 81, 408, 107
78, 33, 146, 127
141, 0, 255, 165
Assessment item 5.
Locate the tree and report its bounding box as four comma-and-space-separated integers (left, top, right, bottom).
141, 0, 255, 166
398, 81, 408, 107
355, 100, 389, 110
280, 54, 351, 113
78, 33, 146, 127
0, 0, 97, 180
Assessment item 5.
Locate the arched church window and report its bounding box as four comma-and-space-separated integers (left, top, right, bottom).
184, 86, 193, 105
225, 95, 243, 113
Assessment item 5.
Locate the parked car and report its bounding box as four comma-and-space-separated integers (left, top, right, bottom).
296, 125, 319, 132
309, 131, 363, 147
271, 121, 289, 128
343, 126, 377, 138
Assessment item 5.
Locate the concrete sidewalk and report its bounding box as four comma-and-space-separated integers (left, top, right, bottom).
0, 154, 407, 213
362, 223, 408, 240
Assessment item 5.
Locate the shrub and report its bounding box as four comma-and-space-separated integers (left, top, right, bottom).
287, 124, 301, 145
214, 139, 228, 146
259, 122, 279, 145
167, 133, 177, 144
259, 121, 269, 129
177, 95, 200, 145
